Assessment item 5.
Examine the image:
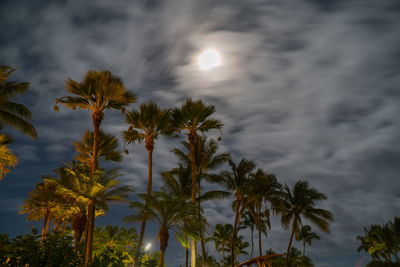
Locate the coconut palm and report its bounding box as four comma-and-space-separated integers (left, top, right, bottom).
20, 181, 62, 239
248, 169, 282, 256
210, 224, 233, 267
124, 192, 195, 267
172, 135, 230, 264
122, 101, 173, 253
0, 65, 37, 139
238, 209, 257, 260
219, 158, 255, 266
297, 225, 320, 267
280, 180, 333, 267
55, 69, 136, 265
45, 162, 133, 256
172, 98, 223, 267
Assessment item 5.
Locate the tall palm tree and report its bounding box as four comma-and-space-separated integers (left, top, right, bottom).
122, 101, 173, 253
280, 180, 333, 267
248, 169, 281, 256
219, 158, 255, 267
55, 69, 136, 265
0, 65, 37, 139
172, 98, 223, 267
124, 192, 195, 267
172, 135, 230, 265
210, 224, 233, 267
297, 225, 320, 267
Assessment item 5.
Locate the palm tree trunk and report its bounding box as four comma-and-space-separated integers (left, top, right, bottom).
284, 224, 296, 267
55, 219, 62, 232
85, 201, 96, 266
158, 226, 169, 267
85, 111, 102, 267
189, 132, 197, 267
231, 199, 242, 267
198, 181, 206, 267
257, 204, 262, 257
301, 240, 305, 267
41, 209, 50, 240
137, 146, 154, 258
250, 226, 254, 260
185, 246, 189, 267
222, 240, 225, 267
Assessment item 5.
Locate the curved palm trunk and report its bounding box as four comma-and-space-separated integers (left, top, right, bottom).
231, 199, 242, 267
189, 132, 197, 267
301, 240, 305, 267
85, 111, 102, 267
158, 226, 169, 267
137, 146, 154, 259
284, 224, 296, 267
41, 208, 50, 240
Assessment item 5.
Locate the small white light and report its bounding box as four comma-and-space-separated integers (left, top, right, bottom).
145, 243, 151, 251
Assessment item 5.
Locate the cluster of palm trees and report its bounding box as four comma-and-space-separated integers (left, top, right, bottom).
2, 67, 334, 266
357, 217, 400, 266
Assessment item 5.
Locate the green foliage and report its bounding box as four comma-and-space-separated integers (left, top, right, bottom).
357, 217, 400, 264
0, 229, 83, 267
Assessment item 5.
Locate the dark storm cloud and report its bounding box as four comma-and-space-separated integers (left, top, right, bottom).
1, 0, 399, 266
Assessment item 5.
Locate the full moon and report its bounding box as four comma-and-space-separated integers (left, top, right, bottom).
198, 49, 221, 70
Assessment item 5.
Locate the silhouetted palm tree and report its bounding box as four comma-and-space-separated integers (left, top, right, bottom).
124, 192, 195, 267
211, 224, 233, 267
172, 98, 223, 267
219, 158, 255, 267
123, 101, 173, 253
56, 69, 136, 265
280, 180, 333, 267
297, 225, 320, 267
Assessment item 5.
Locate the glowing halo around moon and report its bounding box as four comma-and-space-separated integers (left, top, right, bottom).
198, 49, 221, 70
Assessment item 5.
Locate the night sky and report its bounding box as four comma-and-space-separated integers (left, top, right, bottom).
1, 0, 400, 266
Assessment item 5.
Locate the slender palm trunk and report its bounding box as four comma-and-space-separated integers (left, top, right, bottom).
62, 220, 67, 234
158, 226, 169, 267
189, 132, 197, 267
185, 246, 189, 267
257, 204, 262, 257
222, 240, 225, 267
284, 224, 296, 267
137, 145, 154, 258
85, 111, 102, 267
41, 209, 50, 240
231, 198, 242, 267
198, 182, 206, 267
301, 240, 305, 267
250, 226, 254, 260
55, 219, 62, 232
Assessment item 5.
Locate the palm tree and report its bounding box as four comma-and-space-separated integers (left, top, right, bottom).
297, 225, 320, 267
219, 158, 255, 266
239, 210, 257, 260
172, 135, 230, 264
210, 224, 233, 267
45, 162, 133, 257
172, 98, 223, 267
20, 181, 62, 239
122, 101, 173, 253
0, 132, 17, 180
248, 169, 281, 256
0, 65, 37, 139
55, 69, 136, 265
124, 192, 195, 267
280, 180, 333, 267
